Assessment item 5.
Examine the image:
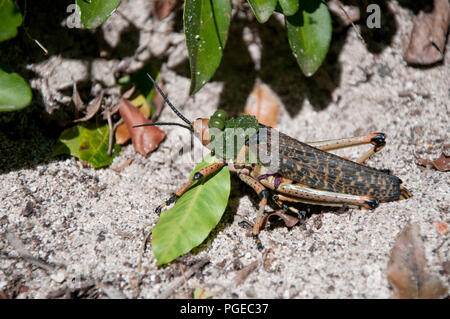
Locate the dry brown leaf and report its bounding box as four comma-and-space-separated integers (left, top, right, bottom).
153, 0, 178, 20
386, 223, 448, 299
244, 82, 279, 128
263, 210, 300, 228
417, 152, 450, 171
404, 0, 450, 65
233, 260, 259, 286
118, 98, 165, 156
115, 95, 154, 145
73, 91, 104, 123
115, 122, 130, 145
430, 153, 450, 171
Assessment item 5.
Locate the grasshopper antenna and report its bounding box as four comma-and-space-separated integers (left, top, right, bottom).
147, 73, 191, 125
133, 122, 193, 132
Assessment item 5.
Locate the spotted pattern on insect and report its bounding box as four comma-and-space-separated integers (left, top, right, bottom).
248, 128, 410, 203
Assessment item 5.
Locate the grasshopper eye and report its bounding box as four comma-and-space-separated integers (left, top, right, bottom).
209, 116, 225, 130
213, 109, 227, 120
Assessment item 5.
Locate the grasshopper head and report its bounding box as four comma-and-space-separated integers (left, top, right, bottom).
192, 110, 227, 147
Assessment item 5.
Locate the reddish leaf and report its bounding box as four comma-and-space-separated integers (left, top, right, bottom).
244, 82, 280, 128
430, 153, 450, 171
386, 223, 447, 299
417, 152, 450, 172
404, 0, 450, 65
153, 0, 178, 20
118, 98, 165, 156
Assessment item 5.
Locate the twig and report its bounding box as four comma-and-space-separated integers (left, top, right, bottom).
159, 259, 209, 298
331, 0, 366, 47
15, 0, 48, 54
137, 227, 153, 275
106, 108, 114, 156
1, 231, 65, 273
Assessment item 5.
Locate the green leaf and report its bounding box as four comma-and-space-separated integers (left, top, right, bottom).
152, 154, 230, 265
278, 0, 299, 16
51, 122, 121, 168
184, 0, 231, 94
0, 0, 22, 42
247, 0, 277, 23
0, 63, 31, 112
129, 63, 159, 103
76, 0, 121, 29
286, 0, 332, 76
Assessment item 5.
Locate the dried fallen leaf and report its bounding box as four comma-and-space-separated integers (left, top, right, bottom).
115, 122, 130, 145
417, 152, 450, 171
263, 210, 300, 228
430, 153, 450, 171
153, 0, 178, 20
386, 223, 447, 299
435, 222, 449, 236
244, 81, 279, 128
73, 90, 104, 123
233, 260, 259, 286
118, 98, 165, 156
404, 0, 450, 65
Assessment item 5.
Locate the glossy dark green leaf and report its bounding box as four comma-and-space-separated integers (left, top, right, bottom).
278, 0, 299, 16
184, 0, 231, 94
51, 122, 121, 168
152, 154, 230, 265
0, 0, 22, 42
286, 0, 332, 76
247, 0, 277, 23
76, 0, 121, 29
0, 63, 31, 112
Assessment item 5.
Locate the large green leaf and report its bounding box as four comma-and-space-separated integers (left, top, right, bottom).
184, 0, 231, 94
0, 63, 31, 112
76, 0, 121, 29
286, 0, 332, 76
278, 0, 299, 16
51, 122, 121, 168
152, 154, 230, 265
0, 0, 22, 42
247, 0, 277, 23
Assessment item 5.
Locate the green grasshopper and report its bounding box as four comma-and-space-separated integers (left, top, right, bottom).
135, 75, 411, 250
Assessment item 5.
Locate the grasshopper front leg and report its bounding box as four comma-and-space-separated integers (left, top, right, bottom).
155, 162, 226, 214
236, 172, 269, 251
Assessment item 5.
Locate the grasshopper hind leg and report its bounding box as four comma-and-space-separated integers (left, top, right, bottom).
307, 132, 386, 164
272, 194, 307, 220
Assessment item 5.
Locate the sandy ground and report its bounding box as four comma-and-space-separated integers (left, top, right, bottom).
0, 0, 449, 298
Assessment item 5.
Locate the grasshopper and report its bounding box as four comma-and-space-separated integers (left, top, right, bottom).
135, 75, 411, 250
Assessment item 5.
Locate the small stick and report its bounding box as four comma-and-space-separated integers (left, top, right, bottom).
106, 109, 114, 156
331, 0, 366, 47
159, 259, 209, 298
